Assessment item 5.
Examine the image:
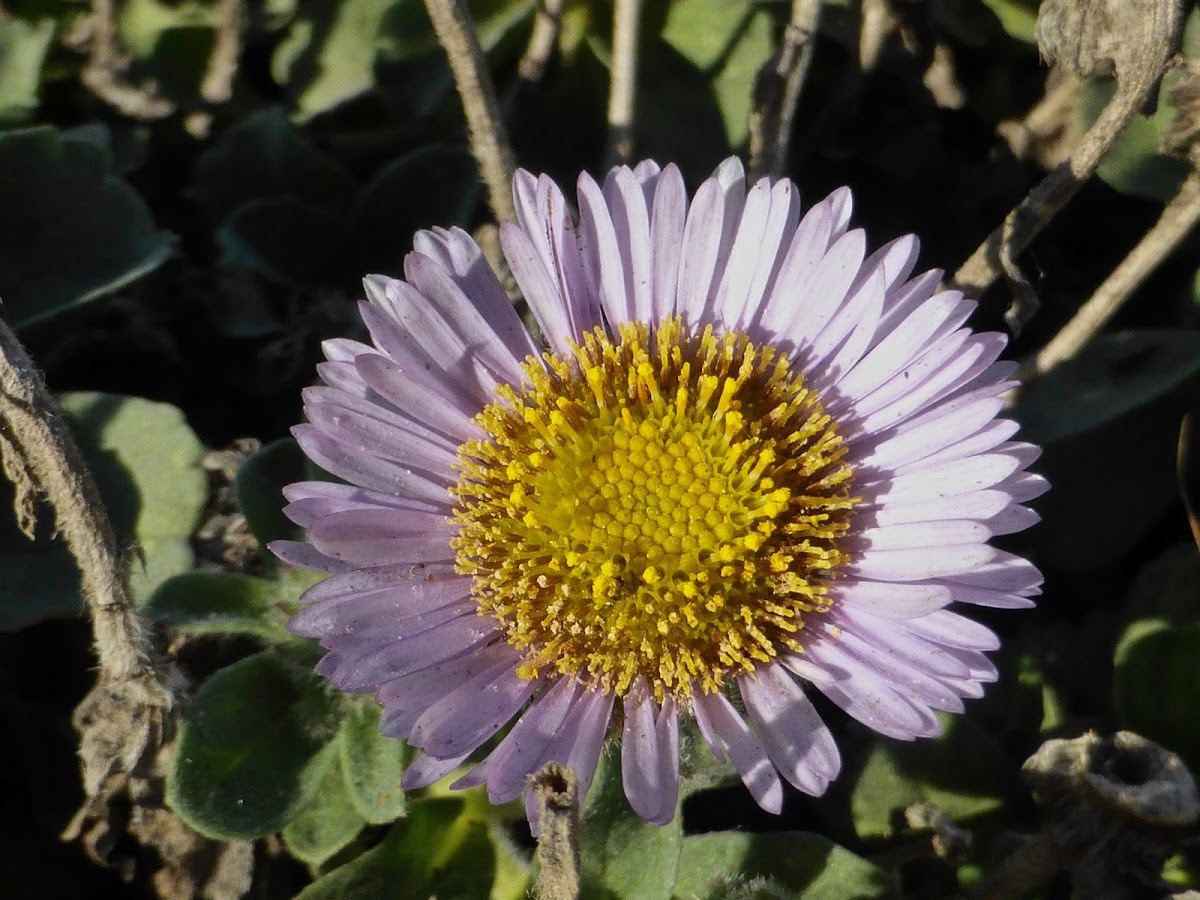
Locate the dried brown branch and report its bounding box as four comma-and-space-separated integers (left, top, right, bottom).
423, 0, 518, 228
0, 316, 193, 883
748, 0, 822, 181
951, 0, 1184, 334
503, 0, 564, 115
199, 0, 243, 104
532, 763, 582, 900
1029, 165, 1200, 376
79, 0, 173, 119
604, 0, 643, 168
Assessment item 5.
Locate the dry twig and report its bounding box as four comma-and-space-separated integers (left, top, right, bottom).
200, 0, 243, 105
80, 0, 173, 119
951, 0, 1185, 333
1029, 165, 1200, 376
503, 0, 564, 114
423, 0, 518, 228
604, 0, 643, 168
532, 763, 582, 900
748, 0, 822, 181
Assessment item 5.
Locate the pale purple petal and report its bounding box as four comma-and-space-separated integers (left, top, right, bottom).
692, 690, 784, 814
739, 664, 840, 795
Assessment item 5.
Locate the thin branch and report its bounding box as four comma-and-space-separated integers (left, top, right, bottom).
748, 0, 822, 181
1029, 165, 1200, 376
951, 66, 1167, 332
423, 0, 518, 227
605, 0, 643, 168
509, 0, 563, 102
200, 0, 243, 104
80, 0, 173, 120
532, 763, 581, 900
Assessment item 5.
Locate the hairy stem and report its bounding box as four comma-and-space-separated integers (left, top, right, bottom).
605, 0, 643, 167
748, 0, 822, 181
423, 0, 518, 227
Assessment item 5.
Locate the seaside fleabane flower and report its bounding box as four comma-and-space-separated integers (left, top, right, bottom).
272, 158, 1046, 826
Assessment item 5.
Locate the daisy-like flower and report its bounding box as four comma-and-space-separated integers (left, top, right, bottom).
273, 158, 1046, 825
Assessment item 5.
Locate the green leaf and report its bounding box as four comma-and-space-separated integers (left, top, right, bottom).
236, 438, 306, 552
0, 18, 55, 124
282, 742, 367, 867
671, 831, 897, 900
218, 197, 352, 285
354, 145, 480, 274
0, 127, 172, 327
1077, 74, 1187, 202
167, 652, 342, 840
1122, 544, 1200, 627
338, 699, 409, 824
297, 798, 497, 899
144, 571, 294, 640
1015, 330, 1200, 444
979, 0, 1040, 43
660, 0, 772, 149
1113, 619, 1200, 773
190, 107, 357, 225
0, 393, 206, 630
580, 748, 682, 900
851, 715, 1020, 840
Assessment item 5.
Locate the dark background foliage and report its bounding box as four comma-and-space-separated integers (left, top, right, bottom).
3, 0, 1200, 897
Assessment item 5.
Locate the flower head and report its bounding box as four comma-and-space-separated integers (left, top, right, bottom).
273, 158, 1046, 825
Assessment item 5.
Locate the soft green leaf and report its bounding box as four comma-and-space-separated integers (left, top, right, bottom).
979, 0, 1040, 43
0, 127, 172, 327
167, 652, 342, 840
671, 831, 897, 900
580, 748, 682, 900
1015, 330, 1200, 444
282, 743, 367, 867
1122, 543, 1200, 627
851, 715, 1019, 840
297, 798, 497, 899
1078, 77, 1188, 202
144, 571, 293, 640
354, 145, 480, 274
0, 393, 206, 630
218, 197, 352, 285
190, 107, 357, 225
236, 438, 306, 552
1113, 619, 1200, 773
660, 0, 772, 148
338, 699, 409, 824
0, 18, 54, 123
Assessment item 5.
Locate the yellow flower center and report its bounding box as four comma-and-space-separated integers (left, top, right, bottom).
451, 318, 857, 701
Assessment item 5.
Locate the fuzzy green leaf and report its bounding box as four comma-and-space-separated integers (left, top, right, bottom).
851, 715, 1020, 840
167, 652, 342, 840
580, 749, 682, 900
282, 743, 367, 867
0, 393, 206, 630
144, 571, 293, 640
671, 831, 897, 900
236, 437, 306, 552
296, 798, 497, 899
218, 197, 352, 285
0, 127, 172, 327
338, 699, 409, 824
0, 18, 54, 123
1114, 619, 1200, 773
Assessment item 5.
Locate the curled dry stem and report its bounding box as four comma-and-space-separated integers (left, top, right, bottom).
503, 0, 564, 115
1029, 164, 1200, 377
423, 0, 518, 229
80, 0, 173, 119
0, 316, 185, 863
532, 762, 582, 900
748, 0, 823, 182
951, 0, 1184, 333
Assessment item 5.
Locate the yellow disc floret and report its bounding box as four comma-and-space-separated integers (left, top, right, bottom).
451, 318, 857, 701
